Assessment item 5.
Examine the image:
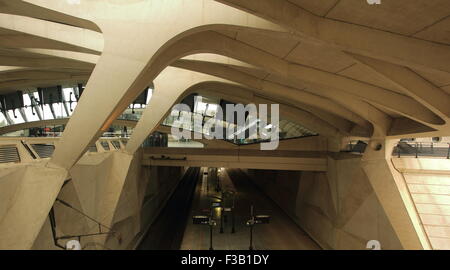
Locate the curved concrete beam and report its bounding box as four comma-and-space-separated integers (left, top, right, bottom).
132, 30, 395, 136
218, 0, 450, 74
0, 24, 102, 55
0, 20, 102, 55
350, 54, 450, 122
163, 31, 442, 127
47, 1, 286, 170
126, 68, 233, 153
0, 70, 89, 82
0, 49, 95, 70
172, 59, 368, 130
189, 81, 342, 137
0, 0, 101, 32
0, 77, 90, 92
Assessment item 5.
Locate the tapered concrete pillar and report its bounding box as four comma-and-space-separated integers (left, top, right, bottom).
0, 162, 67, 249
361, 139, 431, 250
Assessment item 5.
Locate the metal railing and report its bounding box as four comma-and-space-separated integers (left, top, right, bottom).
342, 140, 368, 154
162, 111, 317, 146
0, 137, 128, 164
393, 142, 450, 159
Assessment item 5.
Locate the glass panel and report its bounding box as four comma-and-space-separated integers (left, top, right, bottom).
205, 104, 218, 117
7, 110, 25, 124
53, 103, 66, 118
63, 87, 77, 114
23, 94, 40, 122
0, 113, 7, 127
194, 100, 207, 115
41, 104, 54, 120
100, 141, 110, 151
160, 103, 318, 146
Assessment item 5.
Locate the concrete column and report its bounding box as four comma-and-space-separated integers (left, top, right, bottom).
361, 139, 431, 250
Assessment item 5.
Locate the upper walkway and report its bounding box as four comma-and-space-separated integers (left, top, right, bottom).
142, 147, 327, 172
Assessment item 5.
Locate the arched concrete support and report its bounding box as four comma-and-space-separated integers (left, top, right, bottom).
0, 0, 101, 32
0, 66, 26, 73
0, 54, 94, 70
164, 31, 442, 127
361, 139, 432, 250
0, 49, 96, 92
172, 59, 368, 131
0, 66, 91, 74
47, 0, 285, 170
173, 57, 389, 137
189, 82, 342, 138
218, 0, 450, 74
3, 2, 444, 135
126, 68, 348, 154
171, 59, 390, 137
152, 32, 382, 128
126, 68, 233, 153
145, 29, 432, 137
0, 70, 90, 82
0, 14, 103, 54
301, 82, 392, 138
349, 53, 450, 130
19, 49, 99, 65
0, 0, 446, 252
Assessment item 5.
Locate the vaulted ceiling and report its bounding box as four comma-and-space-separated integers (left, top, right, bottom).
0, 0, 449, 166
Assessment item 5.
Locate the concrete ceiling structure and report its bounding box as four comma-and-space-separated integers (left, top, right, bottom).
0, 0, 449, 251
0, 0, 447, 159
